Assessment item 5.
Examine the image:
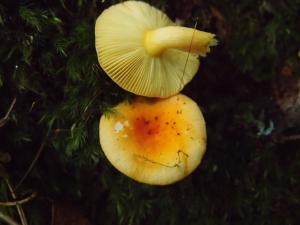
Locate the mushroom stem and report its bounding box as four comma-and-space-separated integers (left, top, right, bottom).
144, 26, 217, 56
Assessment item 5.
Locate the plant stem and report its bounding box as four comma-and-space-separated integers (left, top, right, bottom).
14, 130, 50, 191
0, 98, 16, 128
0, 212, 20, 225
0, 192, 36, 206
5, 179, 28, 225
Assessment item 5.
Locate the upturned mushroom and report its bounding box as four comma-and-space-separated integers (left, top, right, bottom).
99, 94, 206, 185
95, 1, 217, 98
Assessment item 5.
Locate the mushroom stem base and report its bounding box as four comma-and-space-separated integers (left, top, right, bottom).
144, 26, 217, 56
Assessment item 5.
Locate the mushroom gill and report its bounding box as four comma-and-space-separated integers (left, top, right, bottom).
95, 1, 217, 98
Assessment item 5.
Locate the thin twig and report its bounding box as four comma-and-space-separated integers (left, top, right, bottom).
14, 130, 50, 191
134, 150, 189, 168
180, 19, 198, 87
0, 192, 36, 206
0, 211, 20, 225
0, 97, 16, 128
5, 179, 28, 225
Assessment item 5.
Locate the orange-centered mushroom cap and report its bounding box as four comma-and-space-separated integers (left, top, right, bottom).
99, 94, 207, 185
95, 1, 217, 98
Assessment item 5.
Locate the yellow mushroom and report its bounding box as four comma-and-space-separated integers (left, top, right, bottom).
99, 94, 207, 185
95, 1, 217, 98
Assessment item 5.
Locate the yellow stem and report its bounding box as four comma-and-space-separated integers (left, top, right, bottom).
144, 26, 217, 56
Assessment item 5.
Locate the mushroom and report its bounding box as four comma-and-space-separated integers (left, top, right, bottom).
99, 94, 206, 185
95, 1, 217, 98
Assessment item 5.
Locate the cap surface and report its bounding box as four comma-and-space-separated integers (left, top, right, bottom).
99, 94, 207, 185
95, 1, 200, 98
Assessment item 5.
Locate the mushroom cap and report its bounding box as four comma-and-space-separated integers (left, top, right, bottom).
99, 94, 207, 185
95, 1, 200, 98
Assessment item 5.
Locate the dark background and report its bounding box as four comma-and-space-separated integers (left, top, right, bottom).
0, 0, 299, 225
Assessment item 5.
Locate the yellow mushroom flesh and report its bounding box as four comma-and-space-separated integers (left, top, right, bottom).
99, 94, 207, 185
95, 1, 217, 98
144, 26, 217, 56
